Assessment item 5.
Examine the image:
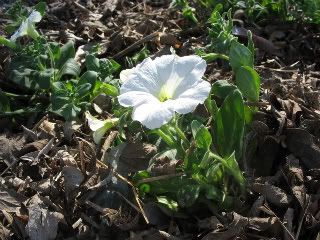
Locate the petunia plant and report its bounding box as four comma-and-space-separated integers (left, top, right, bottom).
116, 54, 247, 210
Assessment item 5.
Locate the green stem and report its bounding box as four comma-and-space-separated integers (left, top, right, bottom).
209, 151, 225, 162
172, 116, 190, 147
202, 53, 229, 63
2, 91, 31, 99
173, 123, 189, 145
153, 128, 176, 147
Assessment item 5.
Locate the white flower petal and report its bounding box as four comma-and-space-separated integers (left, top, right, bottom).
10, 20, 28, 41
86, 113, 106, 131
132, 101, 174, 129
153, 55, 175, 84
171, 80, 211, 114
172, 55, 207, 98
9, 11, 42, 42
93, 125, 108, 144
118, 91, 158, 107
119, 68, 136, 83
28, 10, 42, 23
10, 31, 20, 41
120, 58, 161, 96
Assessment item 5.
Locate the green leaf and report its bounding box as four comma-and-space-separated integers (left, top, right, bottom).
49, 42, 61, 61
79, 70, 98, 87
214, 89, 245, 159
195, 127, 212, 150
224, 152, 245, 189
205, 162, 223, 184
34, 2, 46, 16
85, 54, 100, 72
36, 68, 54, 89
199, 150, 212, 168
229, 41, 254, 72
212, 80, 237, 99
75, 83, 92, 98
235, 66, 260, 102
56, 41, 75, 68
205, 98, 218, 120
59, 58, 80, 77
177, 184, 200, 207
244, 105, 254, 124
157, 196, 178, 212
51, 82, 85, 120
191, 120, 212, 150
99, 58, 121, 79
99, 82, 119, 97
10, 68, 38, 89
0, 91, 11, 112
204, 184, 222, 200
191, 120, 202, 138
51, 90, 81, 121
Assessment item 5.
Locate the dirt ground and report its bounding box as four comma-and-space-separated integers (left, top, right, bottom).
1, 0, 320, 239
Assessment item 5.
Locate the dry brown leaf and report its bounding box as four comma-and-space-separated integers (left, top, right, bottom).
118, 143, 157, 173
53, 150, 77, 167
285, 128, 320, 169
0, 186, 25, 212
0, 223, 10, 240
248, 216, 278, 232
63, 166, 84, 197
251, 183, 292, 208
26, 196, 64, 240
198, 216, 222, 230
201, 212, 248, 240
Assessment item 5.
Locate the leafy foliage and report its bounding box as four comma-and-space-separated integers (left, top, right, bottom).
0, 5, 121, 120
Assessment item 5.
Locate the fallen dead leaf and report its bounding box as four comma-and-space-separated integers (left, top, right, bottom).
63, 166, 84, 197
201, 212, 248, 240
251, 183, 292, 208
0, 186, 25, 212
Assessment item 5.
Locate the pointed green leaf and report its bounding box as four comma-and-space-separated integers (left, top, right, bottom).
56, 41, 75, 68
85, 54, 100, 72
177, 184, 200, 207
214, 89, 245, 158
212, 80, 237, 99
235, 66, 260, 102
229, 41, 253, 71
79, 70, 98, 87
59, 58, 80, 77
224, 152, 245, 189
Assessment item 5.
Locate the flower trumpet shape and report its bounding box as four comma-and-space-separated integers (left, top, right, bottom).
10, 10, 42, 41
86, 113, 119, 144
118, 55, 211, 129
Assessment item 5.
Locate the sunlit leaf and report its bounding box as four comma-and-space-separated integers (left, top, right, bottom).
212, 80, 237, 99
235, 66, 260, 102
229, 41, 254, 71
214, 89, 245, 159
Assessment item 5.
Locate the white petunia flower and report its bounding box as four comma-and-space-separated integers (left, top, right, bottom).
118, 55, 211, 129
86, 112, 119, 144
10, 10, 42, 41
119, 68, 136, 83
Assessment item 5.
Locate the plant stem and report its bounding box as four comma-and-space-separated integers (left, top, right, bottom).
172, 116, 190, 147
154, 128, 176, 147
208, 151, 225, 162
174, 124, 189, 145
2, 91, 31, 99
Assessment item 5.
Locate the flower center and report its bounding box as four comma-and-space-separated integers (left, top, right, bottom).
158, 84, 173, 102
